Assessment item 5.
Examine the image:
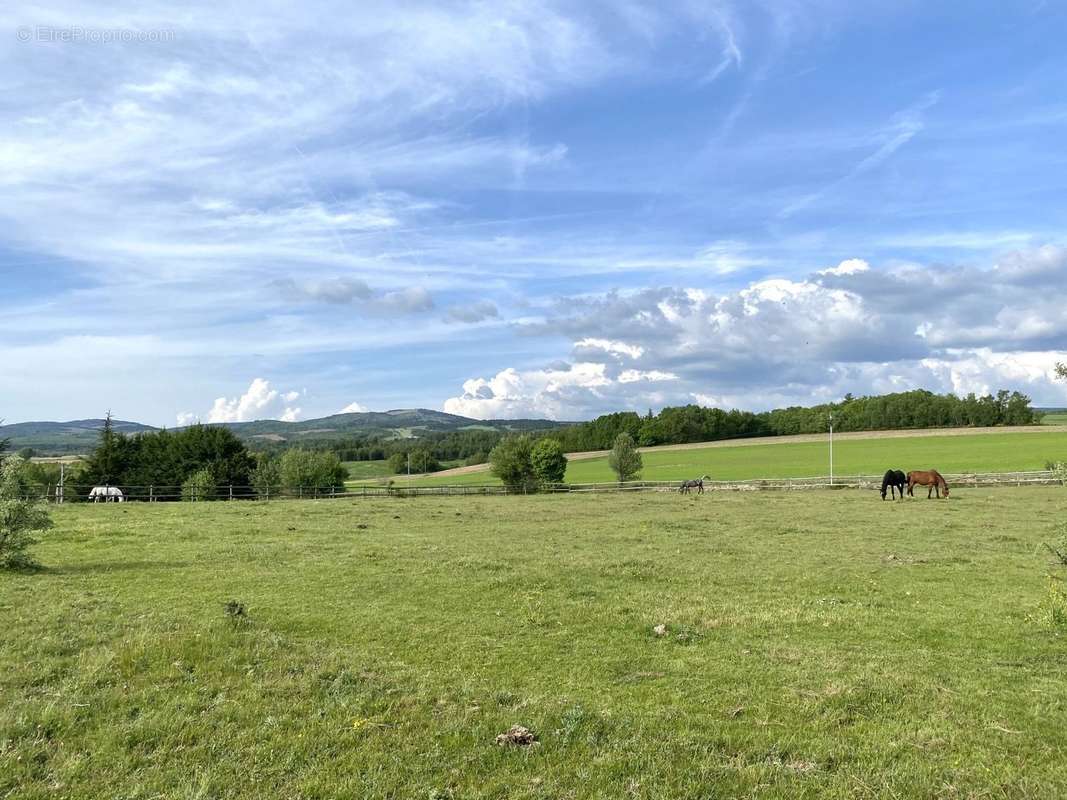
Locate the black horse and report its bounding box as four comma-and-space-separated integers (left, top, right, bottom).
880, 469, 906, 500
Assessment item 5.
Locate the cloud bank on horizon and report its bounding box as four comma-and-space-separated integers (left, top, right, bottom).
2, 1, 1066, 425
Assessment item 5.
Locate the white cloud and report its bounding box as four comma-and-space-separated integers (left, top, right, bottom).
819, 258, 870, 277
443, 363, 612, 419
618, 369, 679, 383
341, 401, 368, 413
574, 338, 645, 359
444, 248, 1067, 418
203, 378, 303, 423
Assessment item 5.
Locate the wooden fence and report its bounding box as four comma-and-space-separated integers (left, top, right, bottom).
23, 470, 1065, 502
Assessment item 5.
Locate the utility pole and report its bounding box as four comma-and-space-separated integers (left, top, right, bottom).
828, 411, 834, 486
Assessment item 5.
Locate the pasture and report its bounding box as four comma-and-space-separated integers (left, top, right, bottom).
3, 488, 1067, 798
399, 428, 1067, 487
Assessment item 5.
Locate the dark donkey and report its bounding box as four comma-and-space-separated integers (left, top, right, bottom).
680, 475, 710, 494
907, 469, 950, 499
880, 469, 906, 500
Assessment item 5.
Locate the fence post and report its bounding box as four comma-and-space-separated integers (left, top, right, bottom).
265, 486, 270, 502
299, 486, 303, 499
229, 484, 234, 501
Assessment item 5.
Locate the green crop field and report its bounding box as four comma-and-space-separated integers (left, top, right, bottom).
3, 489, 1067, 798
403, 429, 1067, 487
1041, 412, 1067, 426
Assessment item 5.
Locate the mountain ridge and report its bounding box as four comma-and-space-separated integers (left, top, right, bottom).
0, 409, 571, 455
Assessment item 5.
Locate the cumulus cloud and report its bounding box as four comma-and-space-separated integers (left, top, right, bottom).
444, 247, 1067, 418
443, 363, 612, 419
341, 401, 368, 413
189, 378, 304, 424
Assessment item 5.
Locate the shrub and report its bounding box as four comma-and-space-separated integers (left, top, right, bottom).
608, 432, 642, 482
1050, 461, 1067, 486
1032, 578, 1067, 629
464, 451, 488, 467
182, 468, 216, 501
531, 439, 567, 486
279, 449, 347, 496
251, 454, 281, 499
0, 456, 53, 570
489, 435, 536, 491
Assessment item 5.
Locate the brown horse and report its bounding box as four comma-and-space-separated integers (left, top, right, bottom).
907, 470, 950, 499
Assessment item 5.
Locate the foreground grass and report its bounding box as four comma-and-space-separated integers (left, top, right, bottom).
2, 489, 1067, 798
407, 429, 1067, 486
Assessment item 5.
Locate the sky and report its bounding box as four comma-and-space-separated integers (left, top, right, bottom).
2, 0, 1067, 426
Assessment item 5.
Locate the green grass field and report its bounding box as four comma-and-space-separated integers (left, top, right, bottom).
1041, 412, 1067, 426
407, 429, 1067, 486
3, 489, 1067, 798
344, 459, 464, 484
341, 459, 391, 480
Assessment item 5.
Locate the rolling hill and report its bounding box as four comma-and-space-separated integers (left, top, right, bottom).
0, 410, 569, 455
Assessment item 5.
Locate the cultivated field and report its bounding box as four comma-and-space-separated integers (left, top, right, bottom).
390, 428, 1067, 487
3, 489, 1067, 798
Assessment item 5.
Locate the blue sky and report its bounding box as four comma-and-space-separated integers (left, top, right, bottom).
2, 0, 1066, 425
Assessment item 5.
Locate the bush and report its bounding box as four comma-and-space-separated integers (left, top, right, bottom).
279, 449, 347, 496
489, 435, 536, 491
465, 451, 488, 467
531, 439, 567, 486
182, 468, 216, 501
608, 432, 642, 482
251, 454, 281, 499
1050, 461, 1067, 486
0, 457, 53, 570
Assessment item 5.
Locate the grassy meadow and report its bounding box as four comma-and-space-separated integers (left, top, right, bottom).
1041, 412, 1067, 426
401, 429, 1067, 487
3, 488, 1067, 798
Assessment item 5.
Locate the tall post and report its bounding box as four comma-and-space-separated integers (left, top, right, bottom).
58, 462, 65, 505
407, 452, 411, 478
828, 411, 834, 486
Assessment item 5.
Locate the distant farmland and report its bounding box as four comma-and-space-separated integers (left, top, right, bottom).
380, 427, 1067, 487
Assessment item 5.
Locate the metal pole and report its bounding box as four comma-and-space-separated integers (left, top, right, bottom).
828, 412, 834, 486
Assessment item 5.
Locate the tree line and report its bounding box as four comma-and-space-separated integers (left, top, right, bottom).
248, 387, 1044, 477
538, 389, 1041, 452
23, 415, 348, 500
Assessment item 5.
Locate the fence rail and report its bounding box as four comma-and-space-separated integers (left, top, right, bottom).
14, 469, 1066, 503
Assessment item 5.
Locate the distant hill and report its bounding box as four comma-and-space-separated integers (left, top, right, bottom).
0, 409, 570, 455
0, 419, 157, 454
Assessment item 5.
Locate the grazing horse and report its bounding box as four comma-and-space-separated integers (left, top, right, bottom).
680, 475, 710, 494
880, 469, 907, 501
88, 486, 125, 503
907, 470, 949, 499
